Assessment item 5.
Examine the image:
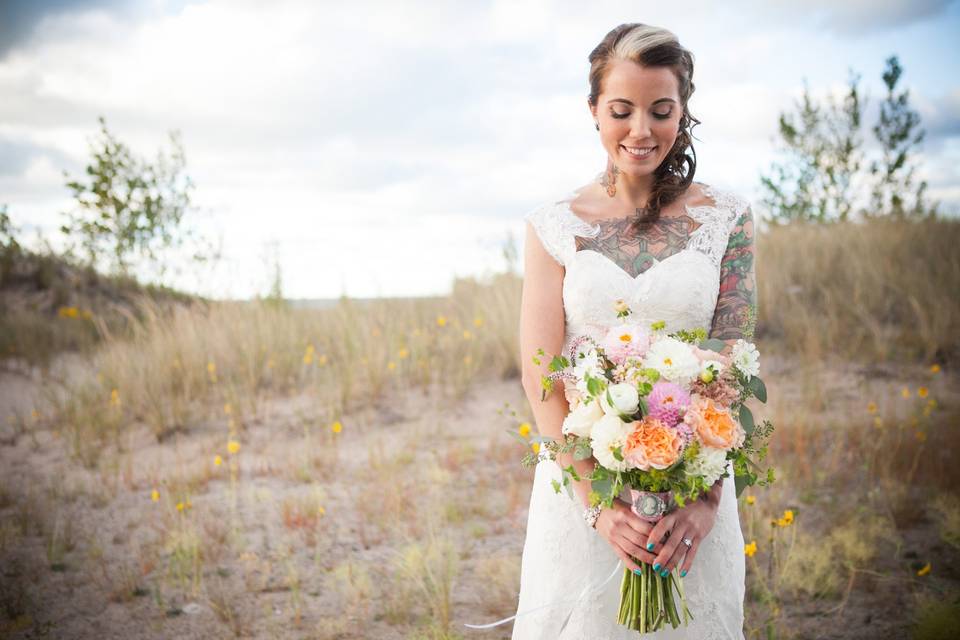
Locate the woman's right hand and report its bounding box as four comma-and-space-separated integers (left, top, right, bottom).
594, 498, 659, 573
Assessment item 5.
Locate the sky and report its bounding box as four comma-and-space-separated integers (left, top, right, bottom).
1, 0, 958, 300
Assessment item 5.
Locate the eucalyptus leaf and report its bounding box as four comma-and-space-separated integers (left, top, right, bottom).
699, 338, 727, 353
734, 473, 749, 498
739, 404, 755, 436
749, 376, 768, 403
592, 476, 613, 499
574, 441, 593, 460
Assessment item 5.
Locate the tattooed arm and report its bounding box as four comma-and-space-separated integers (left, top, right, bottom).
709, 204, 757, 353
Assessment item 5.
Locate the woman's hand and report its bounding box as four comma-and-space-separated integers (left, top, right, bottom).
594, 498, 659, 573
646, 487, 722, 577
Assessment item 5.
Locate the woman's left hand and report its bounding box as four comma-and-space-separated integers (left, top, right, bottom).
644, 484, 722, 577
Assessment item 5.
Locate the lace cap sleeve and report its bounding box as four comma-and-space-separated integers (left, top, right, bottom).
523, 202, 567, 267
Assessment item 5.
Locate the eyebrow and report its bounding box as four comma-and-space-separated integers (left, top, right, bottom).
608, 98, 676, 106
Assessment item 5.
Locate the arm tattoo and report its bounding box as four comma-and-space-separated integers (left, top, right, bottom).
710, 206, 757, 342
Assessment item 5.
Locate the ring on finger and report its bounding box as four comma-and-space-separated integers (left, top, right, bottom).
682, 536, 693, 548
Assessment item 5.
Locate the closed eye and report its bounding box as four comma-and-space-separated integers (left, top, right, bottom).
611, 110, 673, 120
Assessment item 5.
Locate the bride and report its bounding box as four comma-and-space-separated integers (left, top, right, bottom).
513, 23, 755, 639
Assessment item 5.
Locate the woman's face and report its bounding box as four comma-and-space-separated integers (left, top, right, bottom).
590, 60, 682, 178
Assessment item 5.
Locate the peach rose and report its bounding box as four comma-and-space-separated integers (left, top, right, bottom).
623, 416, 685, 471
684, 395, 745, 450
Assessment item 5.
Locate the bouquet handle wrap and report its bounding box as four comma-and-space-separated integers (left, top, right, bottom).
628, 489, 676, 523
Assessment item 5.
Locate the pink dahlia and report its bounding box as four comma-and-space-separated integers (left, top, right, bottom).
646, 380, 691, 428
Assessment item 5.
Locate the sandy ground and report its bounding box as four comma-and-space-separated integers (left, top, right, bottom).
0, 353, 957, 639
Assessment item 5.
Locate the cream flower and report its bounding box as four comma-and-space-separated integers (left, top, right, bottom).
562, 396, 604, 438
599, 382, 640, 417
591, 413, 632, 472
684, 446, 729, 486
731, 339, 760, 379
643, 337, 701, 384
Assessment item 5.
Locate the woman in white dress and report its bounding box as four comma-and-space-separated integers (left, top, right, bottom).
513, 23, 756, 639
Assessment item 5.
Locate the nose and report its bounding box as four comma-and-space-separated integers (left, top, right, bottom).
628, 113, 653, 139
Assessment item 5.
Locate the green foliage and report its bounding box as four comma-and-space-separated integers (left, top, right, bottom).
760, 55, 939, 224
868, 55, 939, 220
0, 204, 23, 285
59, 116, 218, 280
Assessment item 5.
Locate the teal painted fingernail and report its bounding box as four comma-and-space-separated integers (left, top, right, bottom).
646, 543, 654, 551
633, 568, 641, 575
680, 570, 687, 577
660, 569, 668, 577
653, 563, 661, 571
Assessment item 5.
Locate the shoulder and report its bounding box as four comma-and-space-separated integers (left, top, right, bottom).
692, 182, 752, 227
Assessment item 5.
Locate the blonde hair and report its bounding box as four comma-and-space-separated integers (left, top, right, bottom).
587, 23, 701, 226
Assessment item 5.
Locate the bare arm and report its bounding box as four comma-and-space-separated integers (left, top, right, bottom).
519, 220, 598, 509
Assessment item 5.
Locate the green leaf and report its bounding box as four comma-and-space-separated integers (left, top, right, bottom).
563, 465, 582, 482
748, 376, 768, 403
551, 479, 561, 494
574, 441, 593, 461
699, 338, 727, 353
591, 476, 613, 499
734, 473, 750, 498
739, 404, 755, 436
612, 446, 623, 462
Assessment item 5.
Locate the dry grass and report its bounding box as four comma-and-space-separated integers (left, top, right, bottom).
0, 215, 958, 638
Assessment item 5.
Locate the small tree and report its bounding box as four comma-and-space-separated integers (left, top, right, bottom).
759, 70, 865, 225
866, 55, 939, 219
60, 116, 216, 281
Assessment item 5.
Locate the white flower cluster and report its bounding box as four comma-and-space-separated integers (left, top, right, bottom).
683, 446, 728, 486
644, 337, 701, 385
731, 339, 760, 379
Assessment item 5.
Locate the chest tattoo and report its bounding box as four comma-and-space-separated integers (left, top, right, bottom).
574, 214, 702, 277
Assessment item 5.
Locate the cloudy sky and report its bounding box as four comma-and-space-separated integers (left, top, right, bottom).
2, 0, 958, 300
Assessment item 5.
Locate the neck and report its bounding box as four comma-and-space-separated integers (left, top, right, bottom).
605, 161, 655, 210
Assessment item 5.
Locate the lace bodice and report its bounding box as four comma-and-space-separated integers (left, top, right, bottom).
524, 182, 752, 357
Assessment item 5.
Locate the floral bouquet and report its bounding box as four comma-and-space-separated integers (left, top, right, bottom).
519, 299, 775, 634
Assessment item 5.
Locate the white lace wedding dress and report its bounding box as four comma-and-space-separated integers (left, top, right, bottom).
511, 182, 751, 639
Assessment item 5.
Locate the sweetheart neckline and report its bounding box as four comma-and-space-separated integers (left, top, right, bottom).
571, 246, 712, 281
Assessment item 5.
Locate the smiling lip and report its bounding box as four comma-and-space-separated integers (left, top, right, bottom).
620, 144, 657, 160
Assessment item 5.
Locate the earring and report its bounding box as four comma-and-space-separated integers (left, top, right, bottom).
595, 122, 599, 131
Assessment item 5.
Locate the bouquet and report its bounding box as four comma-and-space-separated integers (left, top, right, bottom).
519, 299, 775, 634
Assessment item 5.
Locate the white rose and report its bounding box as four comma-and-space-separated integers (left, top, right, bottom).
591, 413, 632, 472
684, 446, 729, 486
562, 397, 604, 438
599, 382, 640, 417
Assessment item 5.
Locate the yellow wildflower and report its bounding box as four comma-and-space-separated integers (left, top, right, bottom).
918, 387, 928, 398
746, 495, 756, 505
224, 403, 232, 415
782, 509, 794, 524
176, 501, 185, 512
227, 440, 241, 454
318, 354, 327, 365
110, 389, 121, 407
436, 315, 447, 327
930, 364, 941, 374
318, 506, 326, 516
901, 387, 910, 398
874, 417, 883, 428
463, 330, 472, 340
531, 442, 540, 454
214, 455, 223, 467
473, 316, 484, 327
151, 489, 160, 502
744, 540, 757, 557
398, 347, 409, 359
207, 362, 217, 375
331, 421, 342, 434
866, 401, 877, 414
518, 422, 532, 439
917, 563, 931, 576
387, 361, 396, 371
